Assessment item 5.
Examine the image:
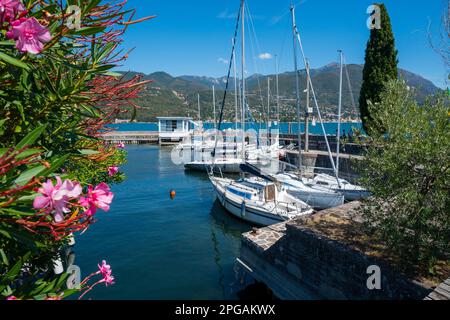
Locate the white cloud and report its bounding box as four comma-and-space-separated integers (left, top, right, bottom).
270, 15, 284, 25
217, 10, 236, 19
218, 9, 264, 20
258, 53, 273, 60
217, 58, 229, 64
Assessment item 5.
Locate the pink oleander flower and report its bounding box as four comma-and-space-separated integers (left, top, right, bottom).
0, 0, 25, 22
6, 17, 51, 54
6, 295, 17, 300
108, 166, 119, 176
33, 176, 82, 222
98, 260, 115, 286
116, 142, 125, 149
79, 183, 114, 216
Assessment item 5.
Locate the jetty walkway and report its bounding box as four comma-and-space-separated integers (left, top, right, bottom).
101, 131, 159, 144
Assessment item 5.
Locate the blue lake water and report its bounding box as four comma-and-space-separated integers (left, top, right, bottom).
108, 121, 362, 136
73, 145, 252, 299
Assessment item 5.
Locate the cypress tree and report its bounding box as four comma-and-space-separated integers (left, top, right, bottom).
359, 3, 398, 134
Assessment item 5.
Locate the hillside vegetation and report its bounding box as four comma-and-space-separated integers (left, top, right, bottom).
117, 64, 440, 122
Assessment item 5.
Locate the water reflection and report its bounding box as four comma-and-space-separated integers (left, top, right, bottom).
209, 200, 252, 299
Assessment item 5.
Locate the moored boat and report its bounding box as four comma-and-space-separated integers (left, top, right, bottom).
210, 175, 313, 226
273, 172, 344, 209
304, 173, 370, 201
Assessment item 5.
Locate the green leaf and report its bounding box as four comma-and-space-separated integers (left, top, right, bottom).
3, 252, 31, 283
0, 52, 29, 70
37, 154, 69, 178
78, 149, 100, 155
14, 154, 69, 186
0, 41, 14, 46
0, 229, 11, 239
0, 147, 41, 159
14, 164, 46, 186
73, 26, 105, 36
104, 71, 122, 77
0, 249, 9, 266
15, 124, 47, 150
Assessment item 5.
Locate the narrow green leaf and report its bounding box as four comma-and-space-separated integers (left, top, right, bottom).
0, 52, 29, 70
0, 249, 9, 266
14, 165, 46, 186
78, 149, 100, 155
73, 26, 105, 36
15, 124, 47, 150
4, 252, 31, 282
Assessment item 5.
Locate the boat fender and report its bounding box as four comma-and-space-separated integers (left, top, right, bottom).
241, 201, 246, 217
53, 257, 64, 275
221, 190, 226, 206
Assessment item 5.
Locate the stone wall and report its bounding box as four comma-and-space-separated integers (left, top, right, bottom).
239, 202, 434, 300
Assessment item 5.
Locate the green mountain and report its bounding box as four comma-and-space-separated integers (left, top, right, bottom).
116, 64, 440, 122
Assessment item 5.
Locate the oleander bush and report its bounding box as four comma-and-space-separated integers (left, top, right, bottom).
0, 0, 152, 299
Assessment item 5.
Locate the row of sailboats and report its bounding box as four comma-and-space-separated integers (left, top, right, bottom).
207, 0, 368, 225
182, 11, 283, 173
209, 1, 314, 225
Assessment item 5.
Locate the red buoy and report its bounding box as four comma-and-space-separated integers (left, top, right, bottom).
170, 190, 176, 200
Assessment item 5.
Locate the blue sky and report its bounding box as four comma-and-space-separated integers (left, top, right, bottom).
119, 0, 448, 88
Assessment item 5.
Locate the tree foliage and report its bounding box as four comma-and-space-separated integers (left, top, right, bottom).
358, 79, 449, 275
359, 3, 398, 134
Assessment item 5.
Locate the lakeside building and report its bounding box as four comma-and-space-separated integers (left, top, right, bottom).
157, 116, 196, 145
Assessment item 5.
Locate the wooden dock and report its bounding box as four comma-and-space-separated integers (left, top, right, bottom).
101, 131, 159, 144
424, 278, 450, 300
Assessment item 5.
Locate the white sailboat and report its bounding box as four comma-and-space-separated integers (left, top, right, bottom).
303, 173, 370, 201
209, 0, 313, 226
185, 157, 244, 173
211, 175, 313, 225
274, 172, 344, 209
184, 31, 244, 172
270, 5, 343, 210
304, 50, 369, 201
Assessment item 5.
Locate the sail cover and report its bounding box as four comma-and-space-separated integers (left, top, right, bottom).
239, 163, 276, 182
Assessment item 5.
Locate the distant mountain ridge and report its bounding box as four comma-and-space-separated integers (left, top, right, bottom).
118, 64, 441, 122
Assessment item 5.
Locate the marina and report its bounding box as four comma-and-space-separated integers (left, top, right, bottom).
73, 145, 252, 299
1, 0, 447, 306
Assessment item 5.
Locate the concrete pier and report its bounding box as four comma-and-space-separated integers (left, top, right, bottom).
101, 131, 159, 144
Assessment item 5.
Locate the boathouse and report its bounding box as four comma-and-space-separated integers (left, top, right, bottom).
157, 116, 194, 145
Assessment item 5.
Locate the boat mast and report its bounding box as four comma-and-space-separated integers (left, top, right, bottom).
304, 59, 310, 152
197, 93, 201, 121
275, 55, 280, 126
290, 4, 302, 172
233, 38, 239, 131
291, 4, 341, 188
336, 50, 343, 177
212, 85, 216, 129
241, 0, 246, 162
267, 76, 270, 145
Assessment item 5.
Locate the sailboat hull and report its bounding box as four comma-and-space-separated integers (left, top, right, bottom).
310, 174, 371, 201
215, 187, 286, 226
210, 177, 313, 226
285, 189, 344, 210
184, 161, 241, 173
336, 189, 371, 201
